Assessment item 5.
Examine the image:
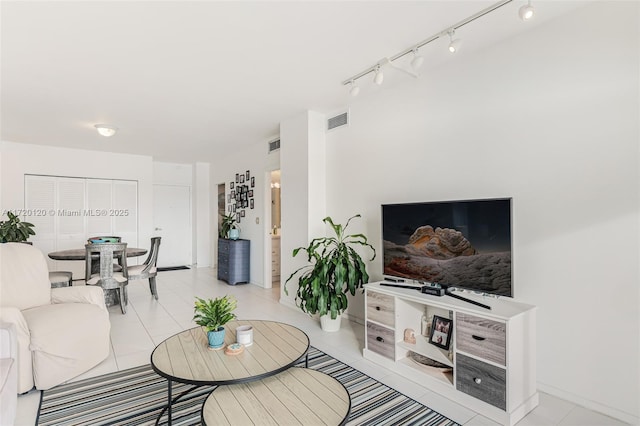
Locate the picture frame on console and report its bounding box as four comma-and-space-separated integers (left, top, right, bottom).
429, 316, 452, 350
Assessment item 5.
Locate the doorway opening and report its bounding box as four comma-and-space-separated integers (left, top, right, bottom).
270, 170, 281, 287
216, 183, 225, 269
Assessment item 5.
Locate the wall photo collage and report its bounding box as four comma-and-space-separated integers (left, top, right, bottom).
228, 169, 255, 223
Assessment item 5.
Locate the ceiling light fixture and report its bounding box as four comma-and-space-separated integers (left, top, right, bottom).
373, 65, 384, 85
519, 0, 535, 21
342, 0, 524, 96
94, 124, 117, 137
349, 80, 360, 97
411, 48, 424, 70
448, 30, 462, 53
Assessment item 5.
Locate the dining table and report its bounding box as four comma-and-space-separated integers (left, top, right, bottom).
48, 247, 148, 309
48, 247, 147, 262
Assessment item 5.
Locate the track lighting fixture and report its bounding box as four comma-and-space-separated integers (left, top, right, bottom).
373, 65, 384, 85
342, 0, 531, 96
349, 80, 360, 97
448, 30, 462, 54
94, 124, 117, 137
410, 48, 424, 70
519, 0, 535, 21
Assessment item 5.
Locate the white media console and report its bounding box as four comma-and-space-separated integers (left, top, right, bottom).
363, 282, 538, 426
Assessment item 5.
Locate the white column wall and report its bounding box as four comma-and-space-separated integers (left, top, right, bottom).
279, 111, 327, 308
324, 1, 638, 422
195, 162, 210, 267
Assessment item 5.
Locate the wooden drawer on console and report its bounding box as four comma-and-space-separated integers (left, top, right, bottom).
456, 312, 506, 366
366, 322, 395, 360
456, 353, 506, 410
366, 291, 395, 327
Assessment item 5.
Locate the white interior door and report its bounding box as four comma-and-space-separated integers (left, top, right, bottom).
153, 184, 191, 267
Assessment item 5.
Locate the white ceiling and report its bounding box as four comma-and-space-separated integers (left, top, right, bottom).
1, 1, 589, 163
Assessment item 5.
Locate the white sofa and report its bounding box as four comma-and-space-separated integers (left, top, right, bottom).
0, 322, 17, 426
0, 243, 111, 393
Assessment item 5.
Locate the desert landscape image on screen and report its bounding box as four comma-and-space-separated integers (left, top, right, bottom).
382, 199, 512, 297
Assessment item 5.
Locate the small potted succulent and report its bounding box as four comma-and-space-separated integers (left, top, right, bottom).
193, 295, 237, 349
0, 211, 36, 243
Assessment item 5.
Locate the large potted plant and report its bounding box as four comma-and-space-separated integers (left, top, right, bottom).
219, 213, 240, 240
0, 211, 36, 243
285, 214, 376, 331
193, 295, 237, 349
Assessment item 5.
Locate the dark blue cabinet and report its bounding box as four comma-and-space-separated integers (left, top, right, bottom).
218, 239, 250, 285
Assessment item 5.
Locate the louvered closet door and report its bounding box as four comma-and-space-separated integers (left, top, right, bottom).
24, 176, 56, 270
24, 175, 139, 279
86, 179, 113, 238
113, 181, 138, 249
56, 178, 87, 278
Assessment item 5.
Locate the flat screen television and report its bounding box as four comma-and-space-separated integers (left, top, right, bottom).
381, 198, 512, 297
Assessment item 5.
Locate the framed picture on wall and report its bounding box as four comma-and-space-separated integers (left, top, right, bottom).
250, 199, 254, 209
235, 173, 239, 183
240, 210, 245, 217
248, 190, 253, 197
429, 316, 452, 350
251, 177, 255, 187
230, 191, 235, 199
240, 175, 245, 183
230, 182, 234, 189
246, 170, 250, 180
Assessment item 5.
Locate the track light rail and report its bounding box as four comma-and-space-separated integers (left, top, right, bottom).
342, 0, 514, 86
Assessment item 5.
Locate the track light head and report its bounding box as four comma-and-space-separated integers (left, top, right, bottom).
519, 1, 535, 21
349, 80, 360, 97
411, 48, 424, 70
373, 66, 384, 85
448, 30, 462, 53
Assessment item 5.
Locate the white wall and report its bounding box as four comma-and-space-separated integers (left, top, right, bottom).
0, 145, 211, 269
0, 141, 153, 248
323, 1, 638, 422
210, 139, 280, 287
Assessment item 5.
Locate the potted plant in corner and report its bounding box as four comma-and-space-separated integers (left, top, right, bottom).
219, 213, 240, 240
0, 211, 36, 243
193, 295, 237, 350
285, 214, 376, 332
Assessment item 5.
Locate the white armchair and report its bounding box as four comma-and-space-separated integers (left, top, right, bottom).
0, 243, 111, 393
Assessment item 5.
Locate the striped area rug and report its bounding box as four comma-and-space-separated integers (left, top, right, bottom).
38, 347, 458, 426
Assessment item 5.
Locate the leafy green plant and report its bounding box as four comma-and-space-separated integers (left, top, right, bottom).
285, 215, 376, 320
0, 211, 36, 243
219, 213, 238, 239
193, 295, 237, 332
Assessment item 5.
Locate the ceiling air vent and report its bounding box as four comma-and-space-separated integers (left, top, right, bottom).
268, 139, 280, 153
327, 111, 349, 131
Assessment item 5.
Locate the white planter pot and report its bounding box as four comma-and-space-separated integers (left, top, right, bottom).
320, 314, 341, 332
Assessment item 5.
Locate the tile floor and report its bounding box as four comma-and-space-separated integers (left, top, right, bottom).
15, 268, 628, 425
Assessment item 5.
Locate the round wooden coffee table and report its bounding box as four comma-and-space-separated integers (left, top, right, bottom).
201, 367, 351, 426
151, 320, 310, 425
201, 367, 351, 425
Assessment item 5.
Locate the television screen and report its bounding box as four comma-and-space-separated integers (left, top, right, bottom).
382, 198, 512, 297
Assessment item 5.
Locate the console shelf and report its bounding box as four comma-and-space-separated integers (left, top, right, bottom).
364, 281, 538, 426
